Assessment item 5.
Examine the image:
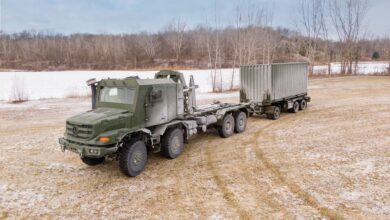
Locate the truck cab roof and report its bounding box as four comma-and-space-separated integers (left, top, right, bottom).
98, 77, 176, 87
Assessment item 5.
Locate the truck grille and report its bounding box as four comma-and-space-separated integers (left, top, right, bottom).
66, 122, 93, 139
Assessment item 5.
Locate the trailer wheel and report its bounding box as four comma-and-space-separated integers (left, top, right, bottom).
234, 111, 247, 133
267, 106, 281, 120
289, 101, 300, 113
161, 128, 184, 159
218, 114, 235, 138
119, 139, 147, 177
299, 99, 307, 110
81, 156, 105, 166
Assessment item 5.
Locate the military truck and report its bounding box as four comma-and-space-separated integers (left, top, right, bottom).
59, 70, 249, 177
59, 63, 310, 177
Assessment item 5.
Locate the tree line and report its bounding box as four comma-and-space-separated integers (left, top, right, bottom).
0, 0, 389, 73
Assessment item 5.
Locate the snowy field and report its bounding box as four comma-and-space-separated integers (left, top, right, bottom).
313, 61, 389, 74
0, 69, 239, 101
0, 62, 388, 101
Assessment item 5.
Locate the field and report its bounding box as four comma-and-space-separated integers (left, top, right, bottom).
0, 76, 389, 219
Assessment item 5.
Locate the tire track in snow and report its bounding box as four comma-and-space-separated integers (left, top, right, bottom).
204, 140, 251, 219
204, 131, 294, 219
245, 111, 344, 220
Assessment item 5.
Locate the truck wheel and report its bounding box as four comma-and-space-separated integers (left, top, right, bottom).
218, 114, 235, 138
119, 140, 147, 177
161, 128, 184, 159
289, 101, 300, 113
267, 106, 281, 120
234, 111, 247, 133
81, 156, 105, 166
299, 99, 307, 110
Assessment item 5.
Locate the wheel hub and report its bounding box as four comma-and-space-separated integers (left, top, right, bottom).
226, 121, 231, 130
171, 136, 181, 153
132, 150, 143, 166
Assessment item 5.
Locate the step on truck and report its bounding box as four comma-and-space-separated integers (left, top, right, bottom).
59, 62, 310, 177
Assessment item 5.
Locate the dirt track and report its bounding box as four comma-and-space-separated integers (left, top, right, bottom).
0, 76, 390, 219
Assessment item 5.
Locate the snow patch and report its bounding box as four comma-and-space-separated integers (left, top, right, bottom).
208, 213, 225, 220
0, 69, 240, 101
0, 184, 46, 209
313, 62, 389, 75
340, 191, 365, 201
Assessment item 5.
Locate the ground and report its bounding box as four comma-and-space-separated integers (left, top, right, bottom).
0, 76, 389, 219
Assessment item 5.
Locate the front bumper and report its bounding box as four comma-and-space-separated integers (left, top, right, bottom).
59, 138, 117, 158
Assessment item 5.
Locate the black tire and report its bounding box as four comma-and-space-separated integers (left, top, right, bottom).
218, 114, 235, 138
119, 140, 148, 177
289, 101, 300, 113
161, 128, 184, 159
299, 99, 307, 110
234, 111, 247, 133
81, 156, 105, 166
267, 106, 281, 120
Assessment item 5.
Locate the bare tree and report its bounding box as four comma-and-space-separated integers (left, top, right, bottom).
163, 19, 186, 61
386, 36, 390, 73
137, 32, 160, 59
297, 0, 326, 74
0, 12, 383, 73
329, 0, 368, 74
263, 7, 277, 64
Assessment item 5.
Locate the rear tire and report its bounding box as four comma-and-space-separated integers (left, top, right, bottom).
161, 128, 184, 159
234, 111, 247, 133
119, 140, 148, 177
299, 99, 307, 110
218, 114, 235, 138
289, 101, 300, 113
81, 156, 105, 166
267, 106, 281, 120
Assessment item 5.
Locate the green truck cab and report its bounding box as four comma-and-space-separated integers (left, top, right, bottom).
59, 71, 192, 176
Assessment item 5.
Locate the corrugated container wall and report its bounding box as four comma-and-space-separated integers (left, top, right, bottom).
240, 63, 308, 103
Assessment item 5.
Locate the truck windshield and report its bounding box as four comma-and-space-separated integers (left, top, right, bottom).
99, 87, 135, 104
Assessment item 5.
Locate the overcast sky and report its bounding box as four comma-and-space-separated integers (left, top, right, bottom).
1, 0, 389, 37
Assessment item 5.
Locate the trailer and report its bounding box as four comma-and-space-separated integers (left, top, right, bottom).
240, 62, 310, 120
58, 63, 309, 177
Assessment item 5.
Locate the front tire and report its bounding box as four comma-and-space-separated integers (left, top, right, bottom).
161, 128, 184, 159
218, 114, 235, 138
119, 140, 148, 177
81, 156, 105, 166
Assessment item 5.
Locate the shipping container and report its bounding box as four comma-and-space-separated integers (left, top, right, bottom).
240, 62, 308, 104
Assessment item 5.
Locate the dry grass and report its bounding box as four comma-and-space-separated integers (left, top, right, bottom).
9, 76, 29, 103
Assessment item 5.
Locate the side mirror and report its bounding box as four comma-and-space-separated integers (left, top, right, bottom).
86, 78, 97, 109
150, 89, 162, 101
